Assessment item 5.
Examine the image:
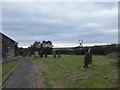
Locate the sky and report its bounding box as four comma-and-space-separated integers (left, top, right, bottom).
1, 2, 118, 48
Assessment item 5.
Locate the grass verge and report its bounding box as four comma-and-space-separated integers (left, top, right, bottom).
26, 55, 118, 88
2, 60, 19, 80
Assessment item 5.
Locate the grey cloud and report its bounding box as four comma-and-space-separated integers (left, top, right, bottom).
2, 2, 118, 47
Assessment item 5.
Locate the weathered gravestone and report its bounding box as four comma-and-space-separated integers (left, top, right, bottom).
23, 52, 27, 57
53, 50, 56, 58
34, 51, 40, 58
83, 48, 92, 69
88, 48, 92, 66
28, 51, 31, 57
58, 51, 61, 58
45, 51, 47, 57
40, 51, 43, 57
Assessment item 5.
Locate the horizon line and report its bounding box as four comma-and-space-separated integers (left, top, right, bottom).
18, 43, 116, 48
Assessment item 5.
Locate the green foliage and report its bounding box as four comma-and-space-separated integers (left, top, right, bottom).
18, 47, 28, 57
18, 41, 53, 56
54, 44, 119, 55
91, 46, 106, 55
14, 43, 19, 56
105, 44, 119, 54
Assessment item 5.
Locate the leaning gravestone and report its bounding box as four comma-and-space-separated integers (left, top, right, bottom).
34, 51, 39, 58
83, 48, 92, 69
58, 51, 61, 58
40, 51, 43, 57
53, 50, 56, 58
88, 48, 92, 66
45, 52, 47, 57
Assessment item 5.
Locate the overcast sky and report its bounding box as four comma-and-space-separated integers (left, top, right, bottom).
2, 2, 118, 48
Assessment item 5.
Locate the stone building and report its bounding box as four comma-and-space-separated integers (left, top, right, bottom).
0, 33, 17, 63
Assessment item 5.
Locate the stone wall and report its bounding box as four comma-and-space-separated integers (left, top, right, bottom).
1, 33, 16, 63
106, 53, 120, 58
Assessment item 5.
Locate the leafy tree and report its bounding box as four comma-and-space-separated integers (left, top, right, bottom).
14, 43, 19, 56
42, 40, 53, 54
29, 40, 53, 55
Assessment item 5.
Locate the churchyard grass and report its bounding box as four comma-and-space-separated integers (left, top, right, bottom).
0, 64, 2, 81
17, 56, 24, 58
2, 60, 19, 79
26, 55, 118, 88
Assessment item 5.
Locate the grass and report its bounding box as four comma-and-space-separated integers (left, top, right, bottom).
0, 64, 2, 81
17, 56, 24, 58
2, 60, 19, 80
26, 55, 118, 88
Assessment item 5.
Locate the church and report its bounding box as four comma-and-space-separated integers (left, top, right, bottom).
0, 32, 17, 63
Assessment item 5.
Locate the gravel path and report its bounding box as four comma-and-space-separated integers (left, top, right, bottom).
3, 58, 41, 88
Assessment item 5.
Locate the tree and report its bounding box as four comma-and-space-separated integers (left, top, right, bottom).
18, 47, 28, 57
14, 43, 19, 56
42, 40, 53, 54
29, 41, 53, 55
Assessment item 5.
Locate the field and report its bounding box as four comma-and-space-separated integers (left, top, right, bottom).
2, 60, 19, 79
26, 55, 118, 88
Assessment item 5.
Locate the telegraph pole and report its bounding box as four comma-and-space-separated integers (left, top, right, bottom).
79, 40, 83, 47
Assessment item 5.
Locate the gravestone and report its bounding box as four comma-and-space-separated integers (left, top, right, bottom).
23, 52, 27, 57
58, 51, 61, 58
45, 51, 47, 57
40, 51, 43, 57
83, 52, 89, 68
53, 50, 56, 58
83, 48, 92, 69
28, 51, 31, 57
34, 51, 39, 58
88, 48, 92, 66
